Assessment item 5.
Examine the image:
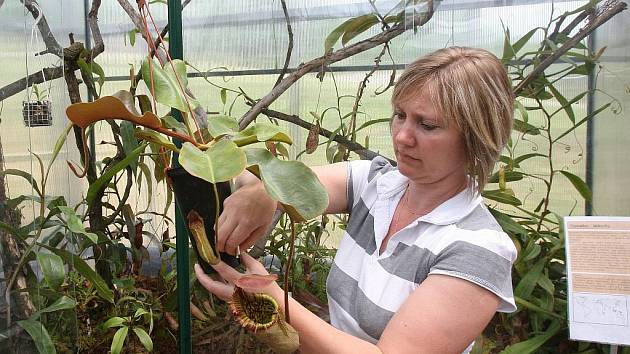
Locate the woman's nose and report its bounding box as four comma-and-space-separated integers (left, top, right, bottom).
394, 121, 416, 147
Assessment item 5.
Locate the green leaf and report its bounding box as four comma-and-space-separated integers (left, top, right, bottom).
514, 297, 564, 320
488, 171, 523, 183
513, 153, 546, 166
482, 189, 522, 206
537, 273, 555, 295
207, 115, 239, 138
134, 308, 149, 318
141, 58, 198, 113
120, 121, 140, 176
87, 143, 147, 207
325, 17, 358, 53
511, 27, 540, 56
128, 28, 139, 46
220, 88, 227, 105
548, 84, 575, 123
553, 102, 611, 143
17, 319, 56, 354
111, 326, 129, 354
162, 115, 187, 134
500, 320, 562, 354
515, 258, 546, 298
232, 123, 292, 146
29, 295, 77, 321
133, 327, 153, 352
0, 169, 41, 196
488, 208, 529, 237
513, 119, 540, 135
36, 252, 65, 290
135, 130, 178, 152
245, 148, 328, 222
179, 140, 246, 183
57, 206, 98, 244
103, 317, 126, 328
137, 162, 153, 205
46, 247, 114, 303
341, 14, 379, 46
48, 124, 73, 176
559, 171, 592, 201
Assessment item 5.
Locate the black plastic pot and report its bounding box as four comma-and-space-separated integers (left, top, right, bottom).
22, 100, 53, 127
167, 167, 239, 273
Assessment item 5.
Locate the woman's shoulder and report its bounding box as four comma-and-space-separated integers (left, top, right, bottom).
349, 156, 397, 183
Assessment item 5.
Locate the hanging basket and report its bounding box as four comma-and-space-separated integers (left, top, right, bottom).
22, 100, 53, 127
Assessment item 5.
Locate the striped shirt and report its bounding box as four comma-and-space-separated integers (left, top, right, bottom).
326, 157, 517, 351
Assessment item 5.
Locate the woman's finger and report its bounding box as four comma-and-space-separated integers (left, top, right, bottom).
194, 264, 234, 301
241, 252, 269, 275
216, 210, 237, 254
210, 259, 243, 284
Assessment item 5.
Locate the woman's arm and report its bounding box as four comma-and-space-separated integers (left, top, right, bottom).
195, 255, 500, 354
216, 162, 349, 255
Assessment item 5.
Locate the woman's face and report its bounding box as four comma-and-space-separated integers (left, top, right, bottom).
391, 93, 468, 187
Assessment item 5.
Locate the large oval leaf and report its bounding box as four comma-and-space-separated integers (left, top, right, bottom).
111, 326, 129, 354
141, 58, 199, 114
36, 252, 65, 290
135, 129, 178, 152
17, 319, 56, 354
57, 206, 98, 244
179, 141, 246, 183
341, 14, 379, 46
133, 327, 154, 352
66, 90, 161, 130
245, 148, 328, 222
207, 115, 239, 138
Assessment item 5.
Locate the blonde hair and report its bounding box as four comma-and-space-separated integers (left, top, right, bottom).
392, 46, 514, 194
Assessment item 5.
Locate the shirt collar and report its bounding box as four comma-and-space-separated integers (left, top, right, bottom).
376, 169, 482, 226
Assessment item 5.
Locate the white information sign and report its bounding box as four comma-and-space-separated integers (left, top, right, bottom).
564, 216, 630, 346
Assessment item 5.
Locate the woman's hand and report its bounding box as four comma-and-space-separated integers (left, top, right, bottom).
194, 252, 283, 302
216, 182, 278, 256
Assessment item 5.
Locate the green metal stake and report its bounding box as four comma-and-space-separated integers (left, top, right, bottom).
167, 1, 191, 354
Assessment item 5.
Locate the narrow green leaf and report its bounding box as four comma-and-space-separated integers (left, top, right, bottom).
514, 297, 564, 320
488, 171, 523, 183
134, 308, 149, 318
37, 295, 76, 315
137, 162, 153, 206
90, 60, 106, 90
46, 247, 114, 303
515, 258, 546, 298
559, 171, 592, 201
553, 102, 611, 143
87, 143, 147, 207
133, 327, 153, 352
501, 25, 513, 61
0, 169, 41, 196
220, 88, 227, 105
537, 273, 555, 295
513, 119, 540, 135
36, 252, 65, 290
111, 326, 129, 354
341, 14, 379, 46
179, 140, 246, 183
548, 84, 575, 123
324, 16, 359, 53
48, 124, 73, 175
513, 153, 546, 166
120, 121, 140, 176
17, 319, 56, 354
512, 27, 540, 54
500, 320, 563, 354
128, 29, 138, 46
482, 189, 522, 206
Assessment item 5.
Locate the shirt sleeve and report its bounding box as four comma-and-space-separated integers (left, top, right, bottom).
428, 231, 518, 312
347, 157, 396, 209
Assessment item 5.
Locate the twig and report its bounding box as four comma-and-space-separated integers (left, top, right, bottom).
0, 67, 63, 102
21, 0, 63, 57
260, 107, 395, 164
238, 1, 435, 130
273, 0, 293, 88
88, 0, 105, 58
369, 0, 390, 29
514, 0, 626, 96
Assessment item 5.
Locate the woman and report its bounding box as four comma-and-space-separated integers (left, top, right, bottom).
196, 46, 517, 354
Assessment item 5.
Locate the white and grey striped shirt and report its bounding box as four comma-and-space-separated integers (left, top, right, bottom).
326, 157, 517, 351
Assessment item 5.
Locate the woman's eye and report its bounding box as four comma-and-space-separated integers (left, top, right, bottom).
420, 123, 437, 131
